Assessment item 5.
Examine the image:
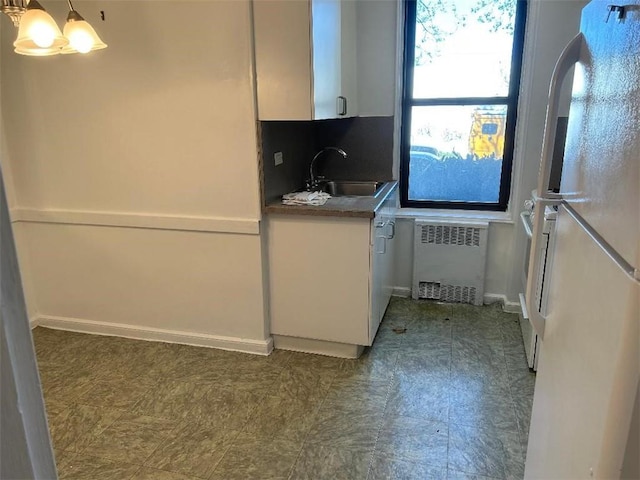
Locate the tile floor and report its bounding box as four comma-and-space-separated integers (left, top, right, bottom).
33, 298, 535, 480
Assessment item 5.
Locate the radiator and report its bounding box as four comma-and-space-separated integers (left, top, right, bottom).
412, 220, 489, 306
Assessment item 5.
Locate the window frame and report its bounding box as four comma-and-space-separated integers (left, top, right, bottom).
399, 0, 528, 211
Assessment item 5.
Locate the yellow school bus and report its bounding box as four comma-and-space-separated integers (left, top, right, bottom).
468, 109, 506, 159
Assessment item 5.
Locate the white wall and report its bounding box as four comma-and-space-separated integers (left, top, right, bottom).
1, 1, 271, 352
392, 0, 587, 305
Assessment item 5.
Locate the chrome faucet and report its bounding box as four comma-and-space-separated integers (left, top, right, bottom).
307, 147, 348, 191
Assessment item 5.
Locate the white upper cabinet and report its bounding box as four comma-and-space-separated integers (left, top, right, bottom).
253, 0, 358, 120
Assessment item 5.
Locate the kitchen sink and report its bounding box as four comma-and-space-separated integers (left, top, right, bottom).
321, 181, 385, 197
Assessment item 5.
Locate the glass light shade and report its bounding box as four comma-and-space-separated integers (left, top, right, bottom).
13, 4, 67, 53
14, 44, 62, 56
62, 15, 107, 54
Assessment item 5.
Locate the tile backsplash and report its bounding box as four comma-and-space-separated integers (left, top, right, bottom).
260, 116, 394, 206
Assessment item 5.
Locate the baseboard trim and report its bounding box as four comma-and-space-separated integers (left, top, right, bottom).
393, 289, 520, 312
483, 293, 521, 312
10, 208, 260, 235
35, 315, 273, 355
483, 293, 506, 305
29, 317, 39, 329
503, 301, 522, 313
392, 287, 411, 297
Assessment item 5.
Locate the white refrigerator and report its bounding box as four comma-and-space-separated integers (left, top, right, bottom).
524, 1, 639, 478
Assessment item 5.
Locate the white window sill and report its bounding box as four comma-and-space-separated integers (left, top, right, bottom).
394, 207, 515, 224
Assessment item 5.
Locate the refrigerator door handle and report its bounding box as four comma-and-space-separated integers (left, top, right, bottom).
563, 203, 640, 284
537, 33, 584, 200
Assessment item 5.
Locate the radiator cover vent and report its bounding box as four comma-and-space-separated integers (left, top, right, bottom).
419, 281, 478, 304
413, 220, 489, 306
421, 225, 481, 247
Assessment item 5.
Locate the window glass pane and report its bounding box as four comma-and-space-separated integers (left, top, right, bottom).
408, 105, 507, 203
413, 0, 517, 99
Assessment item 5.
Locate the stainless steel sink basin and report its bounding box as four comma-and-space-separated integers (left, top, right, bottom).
322, 181, 384, 197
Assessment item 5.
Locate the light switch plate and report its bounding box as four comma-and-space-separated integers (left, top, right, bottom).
274, 151, 284, 166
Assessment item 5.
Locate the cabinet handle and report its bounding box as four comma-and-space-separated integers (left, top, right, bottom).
387, 221, 396, 239
375, 220, 386, 228
337, 96, 347, 116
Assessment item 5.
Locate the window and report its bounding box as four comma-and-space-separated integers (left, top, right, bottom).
400, 0, 527, 210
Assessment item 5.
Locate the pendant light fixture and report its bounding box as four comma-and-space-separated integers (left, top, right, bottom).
61, 4, 106, 54
12, 0, 67, 54
1, 0, 107, 56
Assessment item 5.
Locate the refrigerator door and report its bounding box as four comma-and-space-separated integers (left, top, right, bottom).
560, 0, 640, 268
525, 205, 639, 478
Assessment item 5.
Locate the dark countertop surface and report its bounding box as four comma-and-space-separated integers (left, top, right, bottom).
264, 181, 398, 219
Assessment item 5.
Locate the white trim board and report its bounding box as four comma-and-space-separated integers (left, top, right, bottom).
394, 208, 514, 225
484, 293, 521, 313
35, 315, 273, 356
10, 208, 260, 235
392, 287, 411, 297
393, 288, 520, 312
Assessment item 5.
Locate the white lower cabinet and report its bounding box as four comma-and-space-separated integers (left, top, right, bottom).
370, 195, 396, 342
267, 203, 395, 349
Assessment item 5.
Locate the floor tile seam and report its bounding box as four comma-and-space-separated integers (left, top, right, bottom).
505, 364, 535, 378
284, 437, 309, 480
372, 449, 448, 470
129, 383, 219, 421
449, 421, 525, 475
446, 317, 453, 468
365, 376, 396, 480
99, 384, 160, 416
70, 451, 148, 471
505, 375, 533, 403
448, 420, 520, 436
204, 430, 243, 480
126, 464, 147, 480
42, 386, 102, 408
448, 421, 521, 476
380, 410, 450, 435
447, 465, 505, 480
54, 406, 127, 454
55, 452, 122, 478
446, 446, 509, 480
444, 411, 519, 433
445, 400, 454, 476
504, 391, 530, 465
137, 416, 203, 475
321, 390, 391, 413
494, 430, 524, 480
136, 462, 209, 480
504, 380, 528, 461
284, 362, 340, 480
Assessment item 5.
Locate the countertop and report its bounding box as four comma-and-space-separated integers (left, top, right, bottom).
264, 181, 398, 219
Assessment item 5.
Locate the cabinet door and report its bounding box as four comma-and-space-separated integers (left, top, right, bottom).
339, 0, 358, 117
381, 195, 397, 318
254, 0, 357, 120
269, 215, 371, 345
369, 213, 387, 344
311, 0, 342, 119
253, 0, 314, 120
